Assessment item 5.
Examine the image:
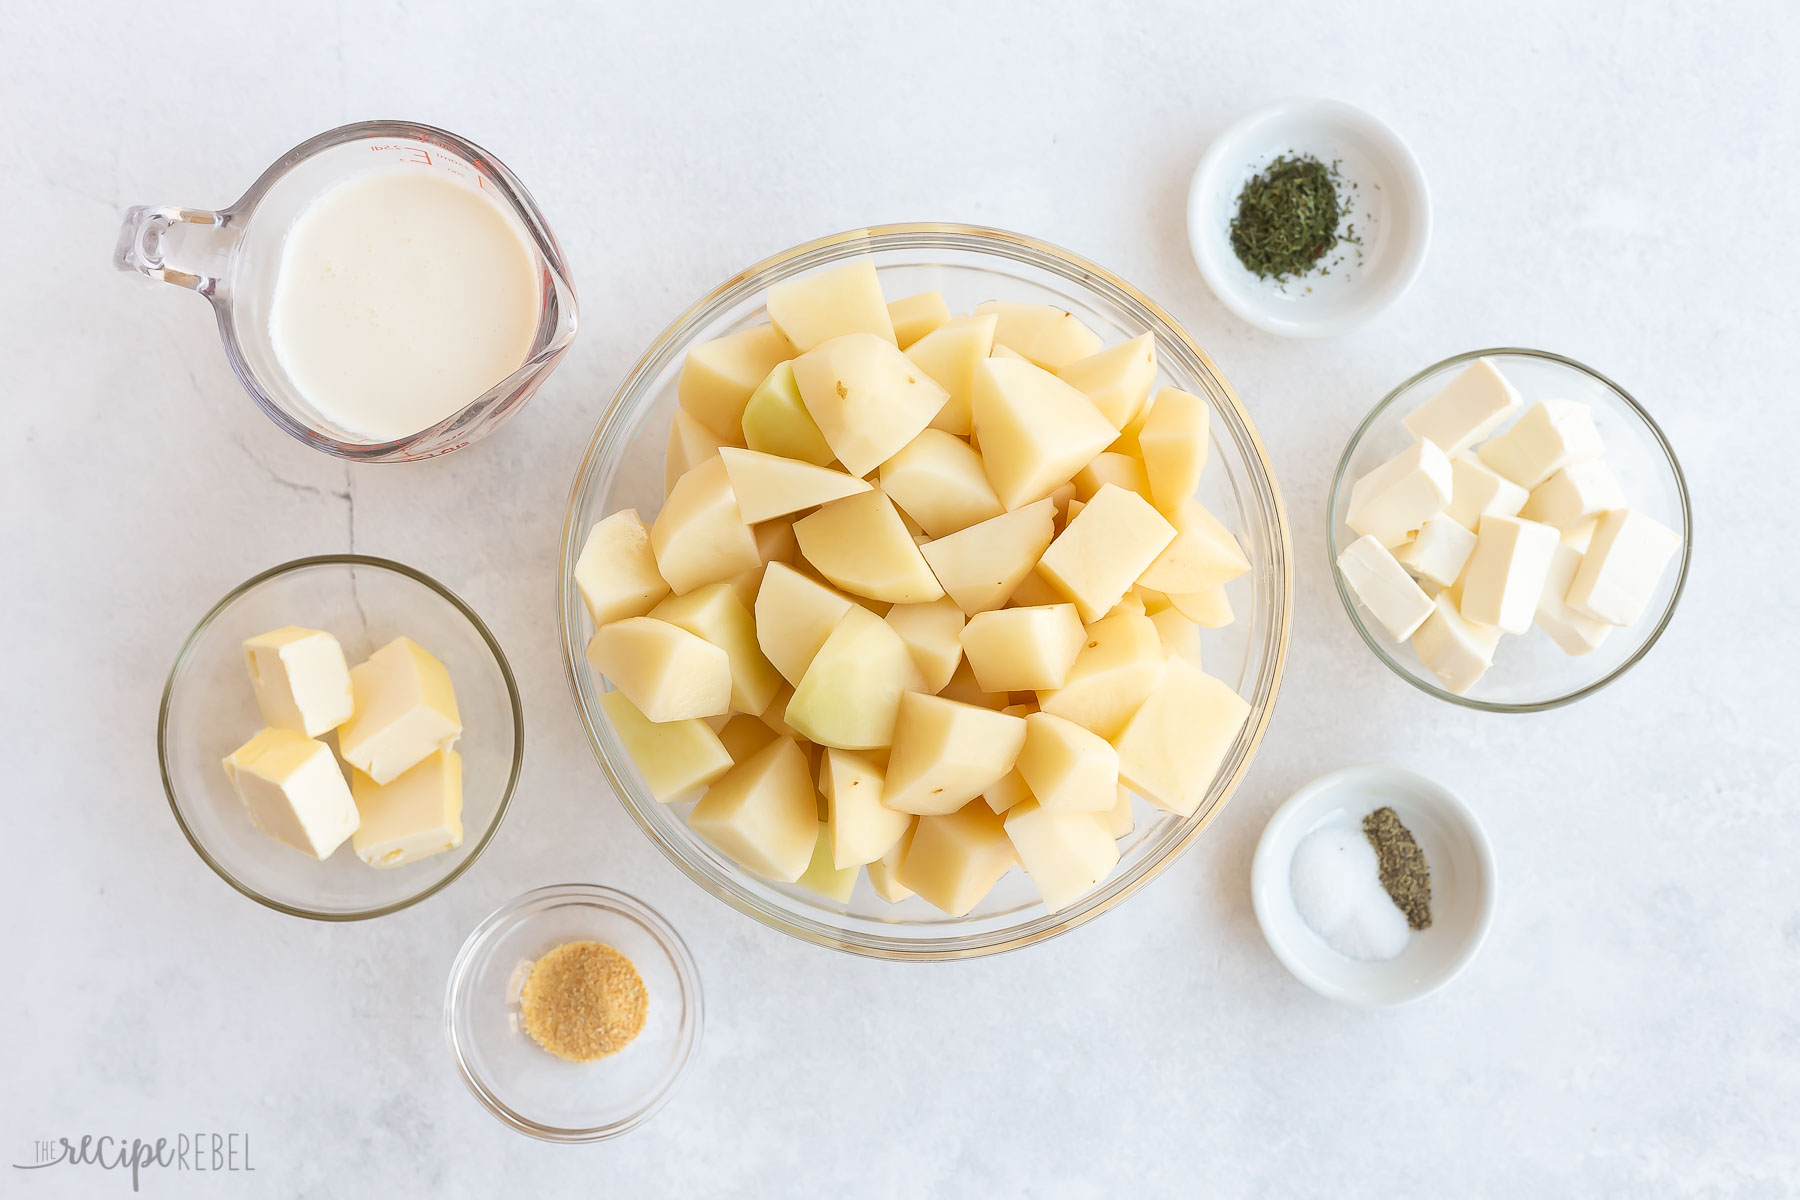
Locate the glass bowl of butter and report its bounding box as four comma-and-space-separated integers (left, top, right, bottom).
1329, 349, 1691, 711
158, 556, 523, 918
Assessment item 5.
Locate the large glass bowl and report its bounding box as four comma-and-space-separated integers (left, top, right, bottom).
159, 555, 524, 919
559, 225, 1292, 960
1328, 349, 1691, 711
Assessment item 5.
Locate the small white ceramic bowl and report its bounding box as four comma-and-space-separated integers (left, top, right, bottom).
1187, 98, 1430, 338
1251, 764, 1495, 1007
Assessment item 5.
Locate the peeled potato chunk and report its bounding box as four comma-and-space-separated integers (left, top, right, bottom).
767, 259, 896, 352
823, 749, 911, 868
587, 617, 732, 723
785, 605, 925, 749
865, 819, 917, 902
1004, 800, 1121, 912
895, 801, 1018, 916
1073, 452, 1151, 502
883, 598, 967, 693
919, 497, 1057, 614
1138, 498, 1250, 594
598, 690, 733, 802
793, 489, 944, 604
1148, 607, 1204, 666
1138, 387, 1211, 514
909, 313, 998, 437
970, 358, 1118, 510
792, 333, 948, 476
1056, 333, 1157, 429
1036, 609, 1165, 739
718, 712, 778, 763
973, 301, 1103, 371
1164, 584, 1235, 628
666, 409, 730, 497
881, 692, 1029, 816
887, 290, 951, 349
652, 455, 762, 595
754, 562, 854, 686
797, 823, 859, 901
959, 604, 1086, 693
1037, 483, 1177, 622
1016, 711, 1119, 812
879, 429, 1005, 539
1112, 657, 1250, 817
574, 509, 670, 627
718, 447, 872, 523
678, 322, 795, 440
741, 361, 836, 467
649, 581, 781, 717
688, 737, 817, 882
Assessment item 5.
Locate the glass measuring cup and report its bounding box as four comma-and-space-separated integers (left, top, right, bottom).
114, 120, 578, 462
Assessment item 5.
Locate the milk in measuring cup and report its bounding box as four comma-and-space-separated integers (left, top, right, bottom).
268, 167, 540, 443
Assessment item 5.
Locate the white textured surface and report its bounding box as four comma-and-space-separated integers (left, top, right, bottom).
3, 1, 1797, 1195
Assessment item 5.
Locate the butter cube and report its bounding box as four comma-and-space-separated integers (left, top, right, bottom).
1403, 358, 1522, 456
1519, 460, 1626, 529
221, 728, 359, 859
1562, 518, 1598, 553
242, 626, 354, 738
1478, 400, 1605, 489
350, 750, 463, 868
339, 637, 462, 785
1566, 508, 1680, 626
1460, 516, 1560, 634
1345, 439, 1453, 548
1337, 534, 1434, 641
1410, 593, 1503, 695
1534, 543, 1612, 656
1445, 455, 1528, 531
1395, 515, 1478, 591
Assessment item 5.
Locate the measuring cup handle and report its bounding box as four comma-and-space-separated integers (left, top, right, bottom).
113, 204, 227, 291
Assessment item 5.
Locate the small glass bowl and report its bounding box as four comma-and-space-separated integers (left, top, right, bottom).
158, 555, 523, 918
1328, 349, 1691, 711
559, 224, 1294, 960
444, 885, 704, 1142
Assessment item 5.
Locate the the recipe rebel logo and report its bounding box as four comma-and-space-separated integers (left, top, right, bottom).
12, 1131, 255, 1192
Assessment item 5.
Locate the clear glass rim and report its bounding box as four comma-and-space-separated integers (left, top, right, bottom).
442, 884, 705, 1142
1327, 347, 1693, 713
208, 119, 579, 463
156, 554, 525, 920
557, 222, 1294, 961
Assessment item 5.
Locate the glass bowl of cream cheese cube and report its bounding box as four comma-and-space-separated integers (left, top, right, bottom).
158, 556, 524, 918
1328, 349, 1691, 711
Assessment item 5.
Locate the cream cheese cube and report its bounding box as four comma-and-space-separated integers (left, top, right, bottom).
1561, 518, 1598, 553
1410, 592, 1503, 695
1535, 542, 1612, 656
1519, 460, 1626, 529
1403, 357, 1522, 456
350, 749, 463, 868
1395, 515, 1478, 591
1477, 400, 1605, 489
1459, 516, 1560, 634
1566, 508, 1680, 626
338, 637, 462, 785
1445, 455, 1528, 531
221, 727, 359, 859
242, 626, 354, 738
1345, 439, 1453, 548
1337, 534, 1435, 641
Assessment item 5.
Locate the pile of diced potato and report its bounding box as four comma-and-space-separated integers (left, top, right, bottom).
573, 260, 1252, 916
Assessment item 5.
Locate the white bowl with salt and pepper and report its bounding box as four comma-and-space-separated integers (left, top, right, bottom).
1251, 764, 1496, 1007
1187, 97, 1431, 338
